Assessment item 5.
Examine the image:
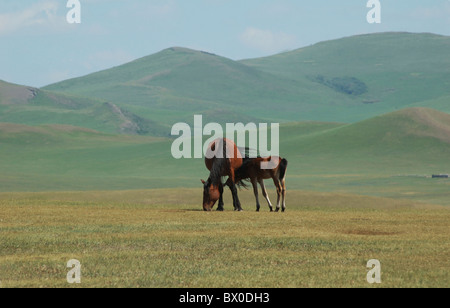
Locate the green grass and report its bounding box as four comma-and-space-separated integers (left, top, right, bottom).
0, 189, 448, 288
1, 107, 450, 207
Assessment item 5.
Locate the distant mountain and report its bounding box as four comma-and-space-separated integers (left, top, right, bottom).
242, 32, 450, 119
43, 32, 450, 129
43, 47, 318, 125
0, 80, 167, 136
2, 32, 450, 138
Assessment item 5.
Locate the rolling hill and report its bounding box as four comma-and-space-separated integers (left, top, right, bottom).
0, 80, 167, 136
43, 47, 326, 125
242, 32, 450, 115
281, 107, 450, 174
1, 32, 450, 205
1, 32, 449, 137
43, 32, 450, 127
1, 107, 449, 206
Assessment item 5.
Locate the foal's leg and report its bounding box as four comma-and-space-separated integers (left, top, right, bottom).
273, 176, 282, 212
258, 179, 273, 212
251, 178, 261, 212
281, 178, 286, 212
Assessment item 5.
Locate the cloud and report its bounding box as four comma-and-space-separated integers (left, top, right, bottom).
0, 1, 60, 36
240, 27, 298, 54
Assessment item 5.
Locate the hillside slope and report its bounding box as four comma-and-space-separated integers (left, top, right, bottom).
243, 32, 450, 120
0, 80, 167, 136
282, 107, 450, 176
44, 47, 335, 124
1, 107, 450, 194
43, 33, 450, 126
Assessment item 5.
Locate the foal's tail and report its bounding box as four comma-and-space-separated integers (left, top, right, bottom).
279, 158, 288, 181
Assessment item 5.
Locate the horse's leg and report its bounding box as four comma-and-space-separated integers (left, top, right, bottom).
258, 179, 273, 212
229, 169, 243, 212
224, 178, 236, 211
281, 178, 286, 212
251, 178, 261, 212
217, 181, 225, 211
273, 176, 282, 212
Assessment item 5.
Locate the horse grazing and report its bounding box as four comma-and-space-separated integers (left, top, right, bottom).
226, 156, 288, 212
201, 138, 244, 211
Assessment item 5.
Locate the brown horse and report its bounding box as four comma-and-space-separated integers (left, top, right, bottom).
226, 156, 288, 212
201, 138, 243, 211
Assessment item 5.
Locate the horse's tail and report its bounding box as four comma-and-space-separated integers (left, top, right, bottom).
235, 179, 250, 190
279, 158, 288, 181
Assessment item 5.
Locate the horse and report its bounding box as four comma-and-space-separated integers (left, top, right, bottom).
225, 156, 288, 212
201, 138, 244, 211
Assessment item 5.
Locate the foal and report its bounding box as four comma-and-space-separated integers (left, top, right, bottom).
226, 156, 288, 212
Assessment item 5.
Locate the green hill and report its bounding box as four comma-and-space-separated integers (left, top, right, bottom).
242, 32, 450, 121
2, 32, 450, 205
282, 107, 450, 174
0, 80, 167, 136
1, 107, 449, 206
43, 32, 450, 127
3, 33, 450, 136
43, 47, 327, 125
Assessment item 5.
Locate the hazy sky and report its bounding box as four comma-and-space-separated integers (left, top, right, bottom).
1, 0, 449, 87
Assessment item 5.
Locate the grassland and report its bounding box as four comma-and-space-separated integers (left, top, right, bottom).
1, 108, 449, 207
0, 189, 448, 288
1, 32, 450, 288
1, 111, 449, 288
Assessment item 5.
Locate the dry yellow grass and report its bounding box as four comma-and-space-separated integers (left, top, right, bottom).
0, 189, 448, 288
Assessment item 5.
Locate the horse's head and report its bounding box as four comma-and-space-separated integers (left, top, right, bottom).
201, 179, 220, 211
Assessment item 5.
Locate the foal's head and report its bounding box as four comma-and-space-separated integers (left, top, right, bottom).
201, 179, 220, 211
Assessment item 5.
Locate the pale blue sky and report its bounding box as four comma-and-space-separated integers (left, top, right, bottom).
1, 0, 449, 87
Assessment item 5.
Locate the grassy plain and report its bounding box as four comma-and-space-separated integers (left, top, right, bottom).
1, 32, 450, 288
1, 108, 450, 207
0, 189, 448, 288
